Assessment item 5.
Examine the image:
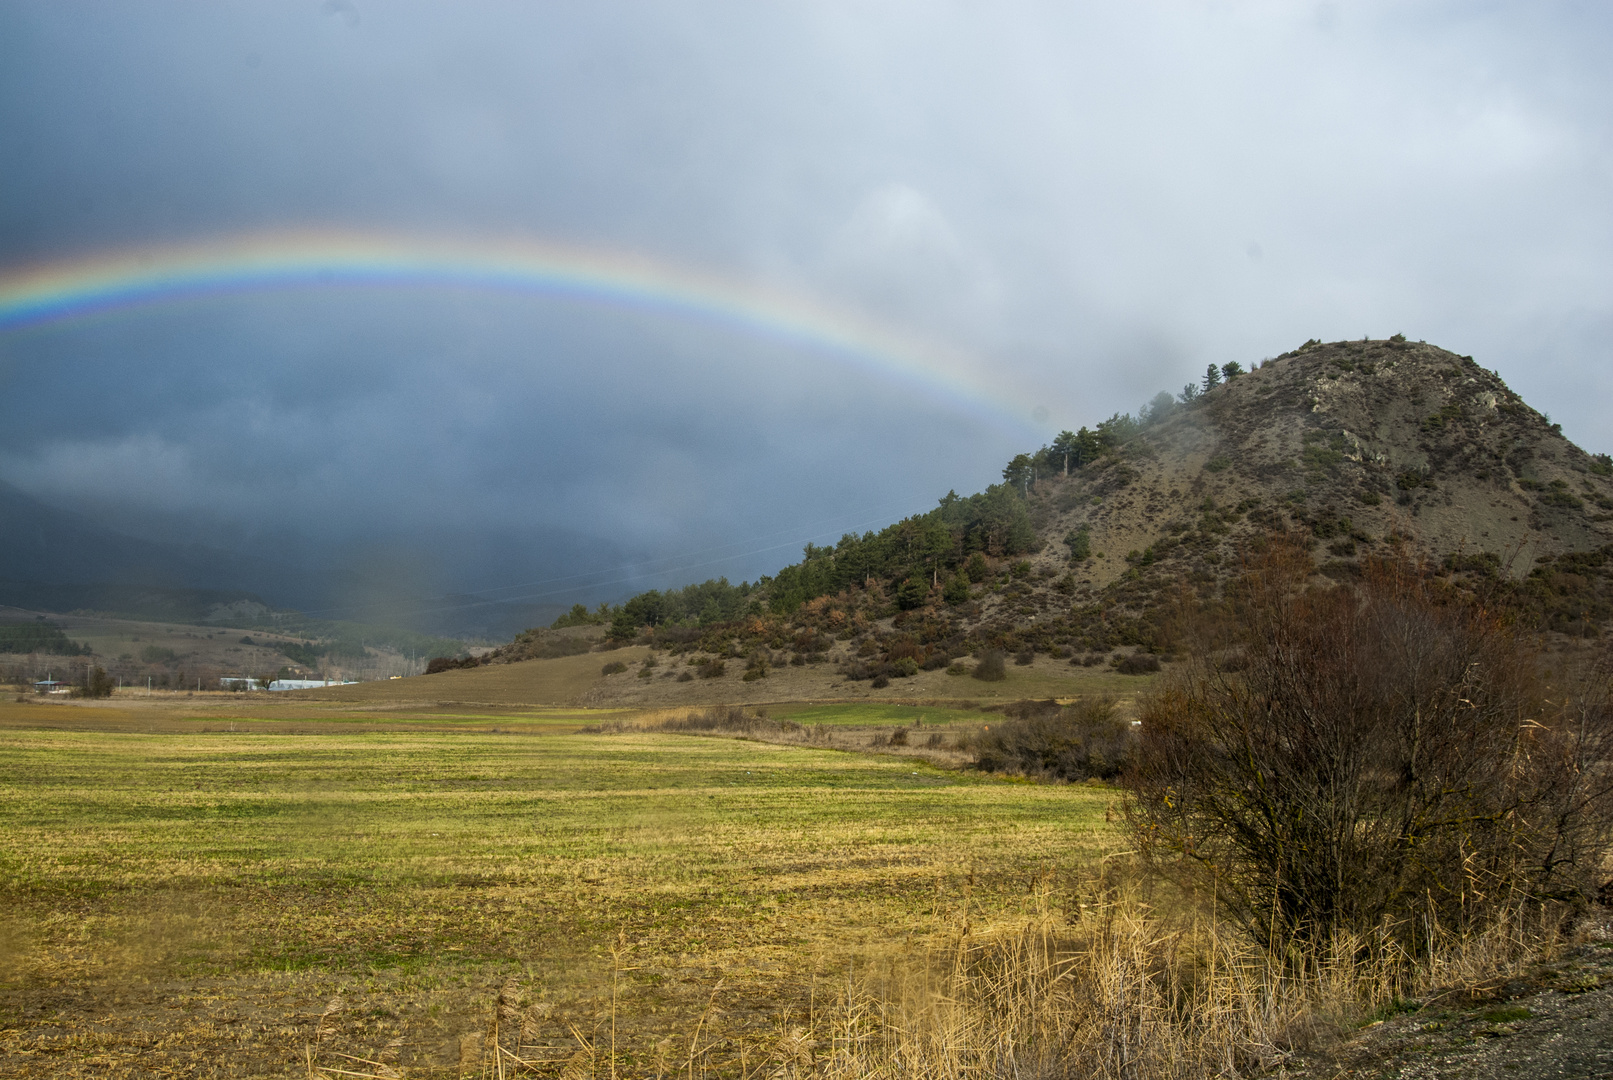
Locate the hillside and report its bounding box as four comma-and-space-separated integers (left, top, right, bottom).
453, 339, 1613, 697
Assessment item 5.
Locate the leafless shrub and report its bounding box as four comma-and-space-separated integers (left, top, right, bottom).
1126, 532, 1613, 953
973, 649, 1007, 681
969, 697, 1134, 781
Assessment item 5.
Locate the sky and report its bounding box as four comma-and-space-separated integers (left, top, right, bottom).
1, 2, 1610, 628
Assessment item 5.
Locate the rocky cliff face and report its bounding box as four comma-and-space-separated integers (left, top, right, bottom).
1031, 338, 1611, 591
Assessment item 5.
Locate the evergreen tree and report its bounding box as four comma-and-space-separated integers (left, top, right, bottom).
1002, 453, 1035, 492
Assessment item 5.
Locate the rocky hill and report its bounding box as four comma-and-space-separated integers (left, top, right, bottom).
1049, 336, 1611, 589
1006, 337, 1613, 642
475, 338, 1613, 691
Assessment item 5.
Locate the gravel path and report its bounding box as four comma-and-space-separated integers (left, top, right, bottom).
1279, 936, 1613, 1080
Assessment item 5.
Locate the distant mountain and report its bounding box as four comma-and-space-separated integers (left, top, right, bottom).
0, 481, 308, 620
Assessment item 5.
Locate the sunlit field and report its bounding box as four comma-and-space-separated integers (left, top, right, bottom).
0, 704, 1122, 1077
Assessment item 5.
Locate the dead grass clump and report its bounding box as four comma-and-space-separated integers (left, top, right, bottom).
587, 704, 808, 739
656, 704, 794, 736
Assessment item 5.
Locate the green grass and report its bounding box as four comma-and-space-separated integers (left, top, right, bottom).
0, 720, 1122, 1076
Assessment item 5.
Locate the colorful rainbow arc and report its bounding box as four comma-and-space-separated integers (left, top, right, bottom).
0, 231, 1039, 436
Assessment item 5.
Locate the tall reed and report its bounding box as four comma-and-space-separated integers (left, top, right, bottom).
461, 878, 1566, 1080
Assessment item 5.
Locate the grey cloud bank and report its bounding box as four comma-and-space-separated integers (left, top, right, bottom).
1, 2, 1608, 625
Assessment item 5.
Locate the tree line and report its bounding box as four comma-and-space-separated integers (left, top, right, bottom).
0, 620, 91, 656
574, 361, 1258, 641
1005, 360, 1248, 492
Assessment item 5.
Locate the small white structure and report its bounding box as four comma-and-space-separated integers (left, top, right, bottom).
267, 678, 358, 691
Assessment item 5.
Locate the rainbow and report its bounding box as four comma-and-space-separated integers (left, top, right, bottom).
0, 230, 1039, 435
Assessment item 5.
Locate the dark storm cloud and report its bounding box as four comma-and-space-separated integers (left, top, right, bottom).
2, 2, 1610, 615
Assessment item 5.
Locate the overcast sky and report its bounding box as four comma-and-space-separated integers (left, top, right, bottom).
1, 2, 1609, 621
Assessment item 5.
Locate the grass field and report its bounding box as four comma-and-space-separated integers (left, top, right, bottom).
0, 700, 1124, 1077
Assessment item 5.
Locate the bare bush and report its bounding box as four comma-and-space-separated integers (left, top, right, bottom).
1126, 534, 1613, 952
971, 697, 1134, 780
1114, 652, 1161, 675
973, 649, 1007, 681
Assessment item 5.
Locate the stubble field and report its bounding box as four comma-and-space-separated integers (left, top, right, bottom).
0, 700, 1121, 1077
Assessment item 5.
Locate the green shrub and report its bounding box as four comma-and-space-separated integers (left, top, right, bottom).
896, 577, 929, 610
600, 661, 628, 676
552, 603, 610, 628
1542, 490, 1585, 509
1065, 526, 1091, 562
71, 665, 115, 699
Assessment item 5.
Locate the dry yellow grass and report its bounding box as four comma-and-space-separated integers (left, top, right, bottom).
449, 870, 1576, 1080
0, 704, 1122, 1077
280, 645, 656, 706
